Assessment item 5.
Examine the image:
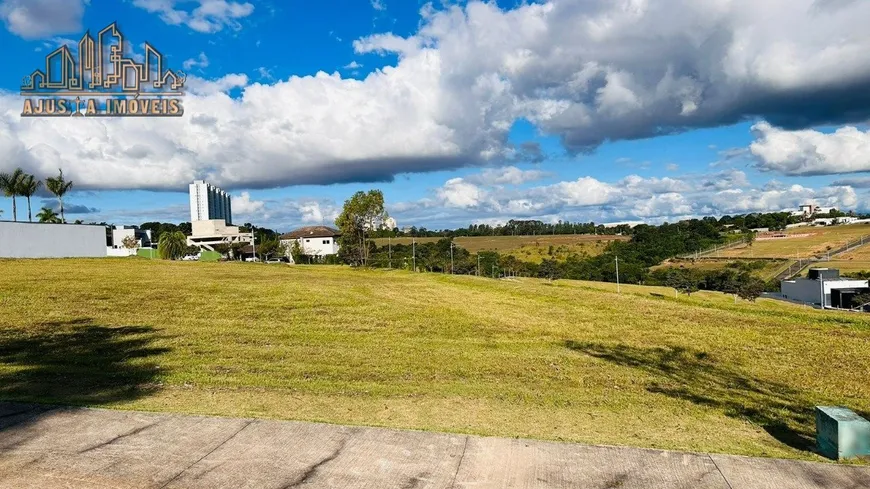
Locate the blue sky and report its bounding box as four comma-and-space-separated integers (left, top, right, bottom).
1, 0, 870, 231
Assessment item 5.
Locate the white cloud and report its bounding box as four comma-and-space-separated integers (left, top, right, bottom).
4, 0, 870, 192
183, 52, 210, 71
665, 163, 679, 171
436, 178, 488, 208
750, 122, 870, 176
132, 0, 254, 33
396, 170, 862, 227
468, 166, 549, 186
0, 0, 87, 39
343, 61, 363, 70
231, 191, 264, 215
370, 0, 386, 12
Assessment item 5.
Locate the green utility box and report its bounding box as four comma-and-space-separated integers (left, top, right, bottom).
816, 406, 870, 460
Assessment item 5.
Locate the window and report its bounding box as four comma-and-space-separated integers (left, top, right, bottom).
305, 239, 310, 243
323, 240, 329, 244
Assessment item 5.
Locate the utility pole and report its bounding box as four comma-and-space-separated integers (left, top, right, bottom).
450, 241, 454, 274
615, 256, 620, 294
251, 226, 257, 263
412, 236, 416, 272
477, 253, 480, 277
388, 236, 392, 269
492, 264, 495, 279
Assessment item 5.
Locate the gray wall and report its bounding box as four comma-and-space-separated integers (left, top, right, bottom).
0, 221, 107, 258
781, 279, 823, 305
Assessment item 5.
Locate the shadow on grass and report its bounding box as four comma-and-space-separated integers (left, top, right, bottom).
566, 341, 817, 452
0, 318, 170, 406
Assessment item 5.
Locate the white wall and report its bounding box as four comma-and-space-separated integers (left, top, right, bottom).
0, 222, 107, 258
281, 236, 339, 257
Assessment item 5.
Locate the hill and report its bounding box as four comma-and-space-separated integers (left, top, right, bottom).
0, 259, 868, 461
718, 224, 870, 259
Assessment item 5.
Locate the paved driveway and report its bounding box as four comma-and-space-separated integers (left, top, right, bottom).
0, 402, 868, 488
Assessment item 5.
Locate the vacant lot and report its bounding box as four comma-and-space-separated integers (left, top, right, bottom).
720, 224, 870, 259
1, 259, 868, 462
372, 234, 627, 261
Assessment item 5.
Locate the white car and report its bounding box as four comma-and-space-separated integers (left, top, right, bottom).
181, 255, 199, 261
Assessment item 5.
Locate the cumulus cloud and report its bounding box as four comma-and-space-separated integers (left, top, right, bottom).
4, 0, 870, 191
231, 191, 264, 216
132, 0, 254, 33
0, 0, 87, 39
395, 171, 861, 227
467, 166, 550, 186
183, 52, 210, 71
750, 122, 870, 176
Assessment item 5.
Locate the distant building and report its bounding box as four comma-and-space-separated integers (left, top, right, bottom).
189, 180, 232, 225
750, 227, 769, 233
280, 226, 341, 259
110, 226, 151, 249
781, 268, 870, 309
187, 219, 251, 251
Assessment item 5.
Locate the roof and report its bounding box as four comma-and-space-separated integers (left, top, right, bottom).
280, 226, 341, 239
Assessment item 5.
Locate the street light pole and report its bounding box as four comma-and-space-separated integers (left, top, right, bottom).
615, 255, 620, 294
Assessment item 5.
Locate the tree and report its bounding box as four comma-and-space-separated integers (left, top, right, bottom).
121, 235, 139, 249
851, 292, 870, 311
289, 240, 304, 264
0, 168, 25, 222
45, 168, 73, 223
735, 273, 765, 302
36, 206, 60, 223
17, 174, 42, 222
158, 231, 187, 260
335, 190, 387, 266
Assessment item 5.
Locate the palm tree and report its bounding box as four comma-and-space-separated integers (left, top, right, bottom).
36, 206, 60, 223
17, 174, 42, 222
0, 168, 25, 221
158, 231, 187, 260
45, 168, 73, 223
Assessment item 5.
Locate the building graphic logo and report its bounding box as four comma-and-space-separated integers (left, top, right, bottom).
20, 22, 185, 117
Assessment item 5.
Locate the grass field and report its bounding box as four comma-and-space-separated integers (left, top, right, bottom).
371, 234, 628, 262
653, 259, 790, 280
1, 259, 869, 462
719, 224, 870, 259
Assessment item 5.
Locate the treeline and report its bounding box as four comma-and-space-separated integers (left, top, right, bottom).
647, 262, 774, 300
363, 218, 732, 284
368, 210, 842, 240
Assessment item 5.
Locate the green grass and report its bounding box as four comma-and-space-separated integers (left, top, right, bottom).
371, 234, 627, 260
1, 258, 868, 462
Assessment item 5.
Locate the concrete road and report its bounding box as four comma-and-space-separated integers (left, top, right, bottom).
1, 402, 868, 489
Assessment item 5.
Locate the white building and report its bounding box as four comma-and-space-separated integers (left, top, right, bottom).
280, 226, 341, 258
187, 219, 251, 250
189, 180, 232, 224
781, 269, 870, 309
110, 226, 152, 249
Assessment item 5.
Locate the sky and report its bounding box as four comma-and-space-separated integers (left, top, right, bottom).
1, 0, 870, 231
